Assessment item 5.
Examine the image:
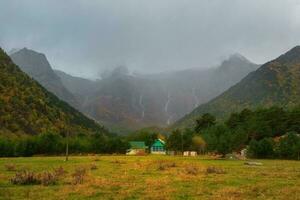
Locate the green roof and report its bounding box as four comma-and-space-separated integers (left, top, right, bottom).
151, 139, 165, 148
129, 141, 147, 149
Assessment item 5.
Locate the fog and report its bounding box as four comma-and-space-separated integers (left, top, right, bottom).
1, 0, 300, 78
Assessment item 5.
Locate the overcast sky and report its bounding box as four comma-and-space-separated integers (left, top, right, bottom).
1, 0, 300, 78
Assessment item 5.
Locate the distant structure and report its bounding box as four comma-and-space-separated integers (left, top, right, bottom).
126, 141, 147, 155
183, 151, 198, 157
150, 139, 166, 154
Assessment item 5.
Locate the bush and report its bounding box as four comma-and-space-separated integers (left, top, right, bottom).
10, 170, 59, 186
72, 167, 86, 185
206, 166, 225, 174
10, 171, 41, 185
185, 165, 199, 175
157, 161, 176, 170
39, 171, 58, 186
4, 163, 17, 171
90, 164, 97, 170
53, 166, 67, 177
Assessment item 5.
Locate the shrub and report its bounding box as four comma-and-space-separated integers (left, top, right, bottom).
206, 166, 225, 174
53, 166, 67, 177
39, 171, 58, 186
157, 161, 176, 171
90, 164, 98, 170
4, 163, 17, 171
111, 160, 126, 164
185, 165, 199, 175
10, 170, 59, 186
93, 157, 100, 162
72, 167, 86, 185
10, 171, 41, 185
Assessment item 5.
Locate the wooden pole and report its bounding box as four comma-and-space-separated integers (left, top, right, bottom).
181, 131, 183, 155
65, 130, 69, 161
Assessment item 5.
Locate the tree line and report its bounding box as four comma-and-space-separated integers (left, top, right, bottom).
1, 106, 299, 159
0, 132, 129, 157
166, 106, 300, 159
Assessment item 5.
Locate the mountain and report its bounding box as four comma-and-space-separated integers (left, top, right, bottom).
9, 48, 79, 109
144, 54, 259, 124
174, 46, 300, 129
81, 67, 168, 133
74, 55, 257, 133
0, 48, 108, 136
54, 70, 99, 106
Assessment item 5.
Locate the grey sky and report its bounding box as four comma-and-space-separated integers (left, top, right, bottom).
1, 0, 300, 78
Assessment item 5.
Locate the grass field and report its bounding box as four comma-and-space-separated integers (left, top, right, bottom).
0, 155, 299, 200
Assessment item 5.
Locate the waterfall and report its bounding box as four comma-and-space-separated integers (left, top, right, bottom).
164, 92, 172, 125
139, 94, 145, 119
192, 87, 199, 108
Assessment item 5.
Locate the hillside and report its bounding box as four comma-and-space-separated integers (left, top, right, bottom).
83, 68, 168, 132
174, 46, 300, 129
146, 54, 259, 123
9, 48, 79, 109
0, 48, 108, 136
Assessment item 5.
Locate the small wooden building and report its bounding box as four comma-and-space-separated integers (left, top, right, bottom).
126, 141, 147, 155
150, 139, 166, 154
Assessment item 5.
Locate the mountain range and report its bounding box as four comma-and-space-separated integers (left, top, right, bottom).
174, 46, 300, 129
9, 48, 259, 133
55, 54, 258, 133
8, 48, 259, 133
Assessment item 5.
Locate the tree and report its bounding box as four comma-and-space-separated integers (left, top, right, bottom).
277, 132, 300, 160
230, 127, 248, 151
248, 138, 274, 158
191, 135, 206, 154
201, 124, 232, 156
166, 129, 183, 152
195, 113, 216, 133
37, 132, 63, 154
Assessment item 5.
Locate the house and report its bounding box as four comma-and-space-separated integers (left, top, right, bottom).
150, 139, 166, 154
126, 141, 147, 155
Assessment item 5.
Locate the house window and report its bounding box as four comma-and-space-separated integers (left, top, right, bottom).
152, 146, 164, 152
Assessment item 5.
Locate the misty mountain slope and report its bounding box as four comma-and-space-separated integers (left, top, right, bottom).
54, 69, 99, 105
10, 48, 79, 109
174, 46, 300, 129
82, 70, 168, 132
72, 55, 258, 133
145, 54, 259, 123
0, 48, 108, 136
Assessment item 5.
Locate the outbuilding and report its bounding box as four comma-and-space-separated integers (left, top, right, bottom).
150, 139, 166, 154
126, 141, 147, 155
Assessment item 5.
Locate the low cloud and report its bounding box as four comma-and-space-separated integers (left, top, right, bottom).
1, 0, 300, 78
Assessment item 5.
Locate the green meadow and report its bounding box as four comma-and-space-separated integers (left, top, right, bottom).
0, 156, 299, 200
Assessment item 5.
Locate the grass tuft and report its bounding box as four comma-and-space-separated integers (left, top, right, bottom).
72, 167, 87, 185
206, 166, 226, 174
4, 163, 17, 171
185, 165, 199, 175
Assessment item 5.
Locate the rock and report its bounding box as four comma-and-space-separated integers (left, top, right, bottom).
244, 162, 263, 166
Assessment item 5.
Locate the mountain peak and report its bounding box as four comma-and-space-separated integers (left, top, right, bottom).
218, 53, 258, 73
229, 53, 248, 61
14, 47, 45, 57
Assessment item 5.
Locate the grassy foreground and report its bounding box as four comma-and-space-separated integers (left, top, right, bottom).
0, 155, 299, 200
